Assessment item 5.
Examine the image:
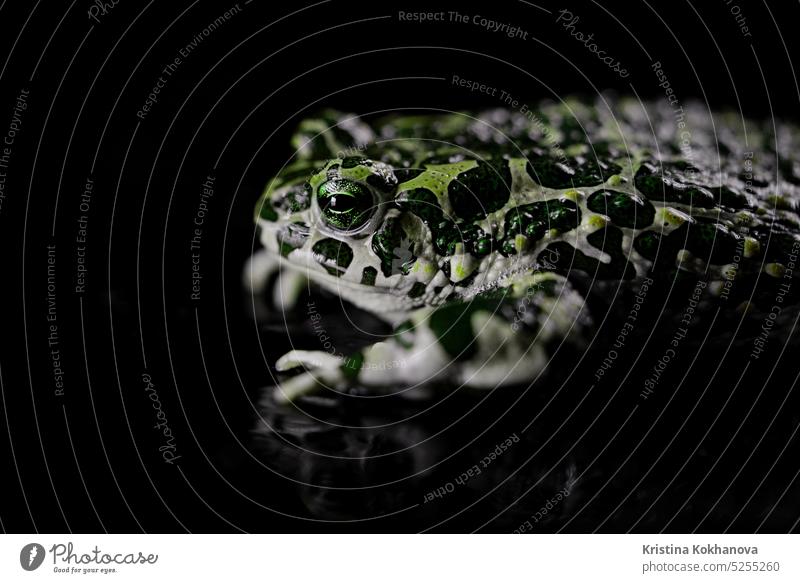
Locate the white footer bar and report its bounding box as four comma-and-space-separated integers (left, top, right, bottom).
1, 534, 797, 582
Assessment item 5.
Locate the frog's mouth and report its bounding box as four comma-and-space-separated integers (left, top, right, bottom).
284, 246, 427, 317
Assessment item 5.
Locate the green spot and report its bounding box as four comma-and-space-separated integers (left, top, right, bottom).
341, 352, 363, 380
683, 221, 743, 264
714, 185, 749, 210
743, 237, 760, 258
259, 199, 278, 221
473, 235, 493, 256
341, 156, 367, 168
634, 219, 744, 269
361, 266, 377, 286
526, 155, 622, 188
588, 214, 609, 229
634, 231, 662, 261
279, 241, 295, 258
447, 160, 511, 221
394, 321, 415, 349
429, 297, 504, 360
765, 263, 786, 278
371, 217, 415, 276
502, 199, 580, 255
311, 238, 353, 277
408, 281, 427, 298
396, 187, 444, 224
634, 162, 716, 208
587, 189, 656, 229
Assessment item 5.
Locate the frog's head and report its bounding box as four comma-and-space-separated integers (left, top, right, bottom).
255, 156, 453, 315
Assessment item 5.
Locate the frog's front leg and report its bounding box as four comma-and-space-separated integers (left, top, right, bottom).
271, 274, 591, 403
270, 310, 446, 403
243, 249, 308, 312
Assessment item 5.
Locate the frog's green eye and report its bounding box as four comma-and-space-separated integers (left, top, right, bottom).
316, 179, 375, 231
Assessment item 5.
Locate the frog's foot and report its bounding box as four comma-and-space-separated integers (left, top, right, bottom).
272, 350, 348, 403
270, 274, 591, 403
271, 345, 437, 403
271, 339, 442, 403
276, 350, 343, 372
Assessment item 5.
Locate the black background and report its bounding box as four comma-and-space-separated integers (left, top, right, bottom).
1, 0, 799, 533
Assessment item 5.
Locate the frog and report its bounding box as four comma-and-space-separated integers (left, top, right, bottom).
246, 98, 800, 403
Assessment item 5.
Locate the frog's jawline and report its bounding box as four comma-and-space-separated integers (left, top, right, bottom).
278, 253, 423, 318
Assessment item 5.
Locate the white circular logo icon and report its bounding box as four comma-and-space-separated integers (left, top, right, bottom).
20, 543, 46, 571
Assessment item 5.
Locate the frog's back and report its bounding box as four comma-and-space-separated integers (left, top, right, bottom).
286, 99, 800, 310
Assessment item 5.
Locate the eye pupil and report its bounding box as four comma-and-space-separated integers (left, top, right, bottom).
322, 194, 354, 212
317, 179, 375, 231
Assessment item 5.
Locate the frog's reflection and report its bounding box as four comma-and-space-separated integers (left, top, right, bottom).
252, 388, 581, 531
247, 287, 584, 530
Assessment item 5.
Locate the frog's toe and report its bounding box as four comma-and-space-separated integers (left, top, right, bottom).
275, 350, 343, 372
273, 350, 348, 403
272, 367, 345, 403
